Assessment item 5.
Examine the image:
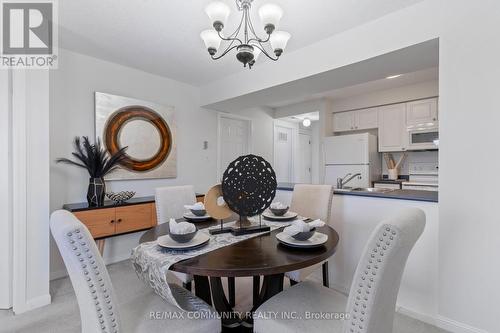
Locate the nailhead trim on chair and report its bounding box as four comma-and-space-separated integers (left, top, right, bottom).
67, 228, 119, 333
348, 225, 397, 333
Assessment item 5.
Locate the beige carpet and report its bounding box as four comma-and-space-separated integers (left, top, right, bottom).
0, 260, 449, 333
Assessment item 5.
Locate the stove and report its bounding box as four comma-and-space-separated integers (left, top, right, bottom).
402, 162, 439, 192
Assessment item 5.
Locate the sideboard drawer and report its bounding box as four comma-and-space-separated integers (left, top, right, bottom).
74, 208, 116, 238
115, 204, 154, 234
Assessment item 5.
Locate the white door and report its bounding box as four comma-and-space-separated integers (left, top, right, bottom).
219, 115, 250, 179
406, 98, 438, 126
333, 112, 354, 132
298, 133, 312, 183
378, 103, 407, 152
274, 125, 293, 183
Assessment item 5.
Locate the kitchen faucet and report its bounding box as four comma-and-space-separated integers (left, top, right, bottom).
337, 173, 362, 189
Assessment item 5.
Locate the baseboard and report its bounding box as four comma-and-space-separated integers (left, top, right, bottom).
14, 294, 51, 314
396, 306, 489, 333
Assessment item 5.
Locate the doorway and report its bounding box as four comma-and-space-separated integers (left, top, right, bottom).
297, 132, 312, 183
273, 124, 294, 183
217, 113, 252, 180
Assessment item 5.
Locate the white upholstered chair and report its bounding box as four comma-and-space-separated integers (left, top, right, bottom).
254, 208, 426, 333
285, 184, 334, 286
154, 185, 196, 287
50, 210, 220, 333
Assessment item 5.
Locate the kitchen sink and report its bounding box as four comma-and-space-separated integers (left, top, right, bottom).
351, 187, 395, 193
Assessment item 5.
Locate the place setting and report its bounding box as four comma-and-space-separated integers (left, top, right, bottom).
157, 218, 210, 251
262, 201, 298, 221
182, 202, 213, 222
275, 219, 329, 249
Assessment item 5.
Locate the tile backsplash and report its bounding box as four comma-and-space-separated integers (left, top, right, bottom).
381, 151, 438, 176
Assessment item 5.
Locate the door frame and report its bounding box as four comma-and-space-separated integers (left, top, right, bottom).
217, 112, 253, 180
273, 120, 297, 183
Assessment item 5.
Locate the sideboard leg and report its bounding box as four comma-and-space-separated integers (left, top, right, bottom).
96, 239, 105, 255
228, 277, 235, 307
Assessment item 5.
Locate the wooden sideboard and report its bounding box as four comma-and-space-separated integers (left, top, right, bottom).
63, 194, 205, 253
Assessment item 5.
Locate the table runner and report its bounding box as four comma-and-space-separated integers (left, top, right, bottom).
131, 219, 298, 310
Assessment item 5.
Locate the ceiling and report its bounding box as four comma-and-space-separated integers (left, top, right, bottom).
282, 111, 320, 123
59, 0, 425, 86
269, 67, 439, 108
205, 39, 439, 111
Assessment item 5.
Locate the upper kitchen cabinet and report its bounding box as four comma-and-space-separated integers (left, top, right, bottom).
355, 107, 378, 130
406, 98, 438, 126
333, 108, 378, 132
333, 111, 355, 132
378, 103, 408, 152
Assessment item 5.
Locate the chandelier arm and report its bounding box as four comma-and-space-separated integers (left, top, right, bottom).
252, 43, 279, 61
211, 44, 240, 60
217, 7, 246, 44
247, 15, 270, 43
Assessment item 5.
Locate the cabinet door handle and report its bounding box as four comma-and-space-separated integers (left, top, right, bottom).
110, 220, 115, 224
117, 219, 122, 223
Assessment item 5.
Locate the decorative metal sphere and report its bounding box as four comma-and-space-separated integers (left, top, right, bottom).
221, 154, 277, 217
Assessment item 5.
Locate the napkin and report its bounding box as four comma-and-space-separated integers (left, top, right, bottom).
283, 219, 326, 236
270, 202, 287, 209
169, 218, 196, 235
184, 202, 205, 210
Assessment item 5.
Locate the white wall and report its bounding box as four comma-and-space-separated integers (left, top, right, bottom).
49, 49, 218, 279
198, 1, 500, 331
0, 70, 12, 309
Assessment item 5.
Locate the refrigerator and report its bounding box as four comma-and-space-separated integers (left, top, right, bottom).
323, 133, 381, 188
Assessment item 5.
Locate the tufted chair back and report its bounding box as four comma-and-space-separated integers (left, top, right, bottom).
51, 210, 121, 333
343, 208, 425, 333
290, 184, 334, 223
155, 185, 197, 224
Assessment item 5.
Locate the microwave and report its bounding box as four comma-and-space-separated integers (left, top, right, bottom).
407, 127, 439, 150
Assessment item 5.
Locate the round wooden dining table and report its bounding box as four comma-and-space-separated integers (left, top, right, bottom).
139, 218, 339, 332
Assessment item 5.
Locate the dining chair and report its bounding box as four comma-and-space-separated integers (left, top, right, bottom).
50, 210, 220, 333
254, 207, 426, 333
155, 185, 196, 290
155, 185, 235, 304
285, 184, 334, 287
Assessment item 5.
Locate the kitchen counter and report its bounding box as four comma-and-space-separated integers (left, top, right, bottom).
276, 182, 438, 203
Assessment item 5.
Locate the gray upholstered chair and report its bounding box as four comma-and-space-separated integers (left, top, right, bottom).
285, 184, 334, 287
50, 210, 220, 333
155, 185, 196, 288
254, 208, 426, 333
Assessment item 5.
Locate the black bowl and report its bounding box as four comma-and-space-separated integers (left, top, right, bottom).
270, 206, 289, 216
169, 229, 198, 243
292, 228, 316, 241
190, 209, 206, 216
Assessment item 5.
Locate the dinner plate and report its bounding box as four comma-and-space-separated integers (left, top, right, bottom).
275, 231, 328, 248
262, 210, 298, 221
183, 212, 212, 222
157, 233, 210, 250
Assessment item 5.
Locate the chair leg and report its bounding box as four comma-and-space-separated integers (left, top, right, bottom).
322, 261, 329, 288
253, 276, 260, 307
228, 277, 235, 307
290, 279, 298, 286
183, 281, 192, 291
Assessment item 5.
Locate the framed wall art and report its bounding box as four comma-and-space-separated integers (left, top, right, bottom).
95, 92, 177, 180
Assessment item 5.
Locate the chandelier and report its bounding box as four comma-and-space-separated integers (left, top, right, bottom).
200, 0, 291, 69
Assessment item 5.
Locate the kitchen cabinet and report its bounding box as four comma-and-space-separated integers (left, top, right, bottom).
355, 107, 378, 130
333, 111, 355, 132
406, 98, 438, 126
378, 103, 408, 152
333, 108, 378, 132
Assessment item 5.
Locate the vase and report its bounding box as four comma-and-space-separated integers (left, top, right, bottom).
87, 178, 106, 207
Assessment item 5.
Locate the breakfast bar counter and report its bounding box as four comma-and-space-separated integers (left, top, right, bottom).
277, 183, 438, 203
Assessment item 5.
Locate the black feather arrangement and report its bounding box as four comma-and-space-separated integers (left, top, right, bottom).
56, 136, 127, 178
